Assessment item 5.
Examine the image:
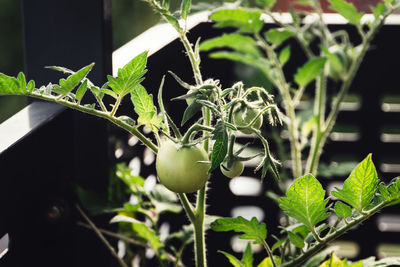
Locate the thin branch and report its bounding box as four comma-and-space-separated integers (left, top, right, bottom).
76, 205, 129, 267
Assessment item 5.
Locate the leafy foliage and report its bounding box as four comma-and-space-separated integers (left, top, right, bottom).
334, 201, 352, 219
108, 51, 148, 97
211, 216, 267, 244
199, 33, 261, 57
280, 174, 330, 231
130, 84, 162, 130
264, 28, 294, 47
210, 8, 264, 34
209, 121, 228, 172
294, 57, 327, 88
328, 0, 364, 26
332, 154, 378, 212
53, 64, 94, 96
218, 243, 253, 267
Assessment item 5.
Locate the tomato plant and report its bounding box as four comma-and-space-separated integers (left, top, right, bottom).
1, 0, 400, 266
155, 140, 210, 193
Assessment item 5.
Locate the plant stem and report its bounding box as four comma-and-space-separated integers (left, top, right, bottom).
25, 92, 159, 153
193, 185, 207, 267
305, 74, 326, 175
76, 205, 129, 267
180, 33, 203, 86
306, 13, 390, 174
110, 94, 122, 117
178, 22, 208, 267
255, 33, 302, 178
178, 193, 196, 222
261, 239, 277, 267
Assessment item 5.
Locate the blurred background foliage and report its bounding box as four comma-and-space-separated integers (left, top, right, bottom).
0, 0, 222, 123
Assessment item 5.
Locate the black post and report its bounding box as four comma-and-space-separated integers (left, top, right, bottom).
0, 1, 113, 266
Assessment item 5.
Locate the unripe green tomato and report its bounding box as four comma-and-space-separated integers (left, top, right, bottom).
327, 45, 350, 81
233, 106, 263, 134
156, 140, 210, 193
220, 161, 244, 178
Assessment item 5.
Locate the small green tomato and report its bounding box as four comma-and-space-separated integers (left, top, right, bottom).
233, 106, 263, 134
156, 140, 210, 193
220, 161, 244, 178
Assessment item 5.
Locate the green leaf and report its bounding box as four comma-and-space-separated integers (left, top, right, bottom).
75, 80, 88, 102
264, 28, 294, 46
149, 184, 182, 214
328, 0, 364, 25
289, 6, 300, 27
209, 51, 271, 77
109, 214, 143, 225
17, 72, 26, 91
181, 0, 191, 19
0, 73, 25, 95
108, 51, 148, 97
331, 154, 378, 212
53, 63, 94, 96
209, 121, 228, 172
371, 3, 386, 19
242, 243, 253, 267
319, 253, 346, 267
116, 163, 145, 193
271, 239, 285, 252
256, 0, 277, 9
27, 80, 35, 93
218, 250, 242, 267
304, 247, 339, 267
211, 216, 267, 244
279, 45, 291, 66
210, 8, 264, 34
257, 257, 281, 267
334, 201, 352, 219
166, 224, 194, 246
294, 57, 327, 88
181, 100, 202, 126
130, 84, 161, 130
295, 0, 313, 6
279, 174, 330, 231
200, 33, 261, 57
288, 231, 305, 248
131, 222, 164, 251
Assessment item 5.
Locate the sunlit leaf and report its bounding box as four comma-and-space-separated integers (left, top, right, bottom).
218, 251, 242, 267
242, 243, 253, 267
181, 0, 191, 19
331, 154, 378, 212
329, 0, 364, 25
211, 216, 267, 244
279, 45, 291, 66
334, 201, 352, 219
108, 51, 148, 97
200, 33, 261, 57
209, 121, 228, 172
53, 63, 94, 96
264, 28, 294, 46
294, 57, 327, 88
280, 174, 330, 230
210, 8, 264, 33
